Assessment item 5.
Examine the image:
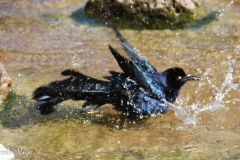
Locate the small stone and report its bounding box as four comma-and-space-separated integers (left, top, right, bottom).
0, 63, 12, 100
175, 0, 196, 13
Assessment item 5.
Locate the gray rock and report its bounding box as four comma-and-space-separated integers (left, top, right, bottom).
84, 0, 203, 29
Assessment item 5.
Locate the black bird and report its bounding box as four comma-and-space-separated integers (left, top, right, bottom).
110, 26, 200, 101
33, 27, 200, 118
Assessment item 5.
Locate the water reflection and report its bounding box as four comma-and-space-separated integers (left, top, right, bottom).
71, 7, 105, 26
188, 11, 219, 29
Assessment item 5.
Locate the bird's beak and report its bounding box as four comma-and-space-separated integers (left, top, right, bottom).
182, 74, 201, 82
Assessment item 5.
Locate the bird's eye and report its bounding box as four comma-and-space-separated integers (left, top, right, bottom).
177, 76, 182, 80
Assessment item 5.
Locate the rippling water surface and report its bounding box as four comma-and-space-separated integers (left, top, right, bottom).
0, 0, 239, 159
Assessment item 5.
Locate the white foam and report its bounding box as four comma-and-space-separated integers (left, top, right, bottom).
0, 144, 14, 160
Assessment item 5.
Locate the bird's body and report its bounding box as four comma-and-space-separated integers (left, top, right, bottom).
33, 26, 200, 118
33, 69, 169, 117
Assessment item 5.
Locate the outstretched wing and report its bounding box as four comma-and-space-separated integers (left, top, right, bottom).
108, 45, 135, 77
110, 24, 166, 98
111, 25, 157, 73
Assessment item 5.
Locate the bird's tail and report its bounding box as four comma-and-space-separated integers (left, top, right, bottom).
32, 69, 112, 114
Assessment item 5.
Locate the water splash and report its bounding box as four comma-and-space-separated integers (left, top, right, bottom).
170, 58, 239, 125
215, 0, 234, 17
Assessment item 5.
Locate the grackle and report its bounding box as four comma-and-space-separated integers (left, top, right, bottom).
33, 26, 200, 118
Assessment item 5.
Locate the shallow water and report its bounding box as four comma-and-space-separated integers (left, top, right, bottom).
0, 0, 240, 159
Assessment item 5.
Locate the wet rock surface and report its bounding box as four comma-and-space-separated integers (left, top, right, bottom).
84, 0, 204, 29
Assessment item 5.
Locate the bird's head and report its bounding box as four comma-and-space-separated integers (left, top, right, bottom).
164, 67, 200, 90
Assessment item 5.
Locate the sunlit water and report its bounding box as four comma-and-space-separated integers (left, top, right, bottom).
0, 0, 239, 159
